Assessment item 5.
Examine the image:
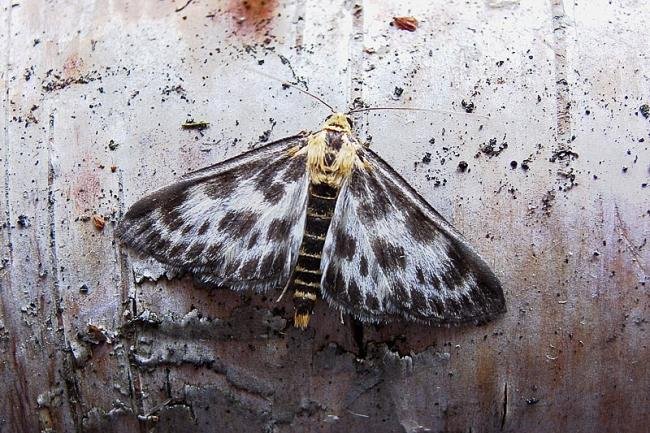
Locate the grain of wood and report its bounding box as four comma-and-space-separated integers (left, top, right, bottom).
0, 1, 648, 432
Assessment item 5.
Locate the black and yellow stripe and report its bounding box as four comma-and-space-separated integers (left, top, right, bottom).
292, 183, 338, 328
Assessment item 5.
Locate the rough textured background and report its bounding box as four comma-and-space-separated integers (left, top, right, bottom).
1, 0, 648, 432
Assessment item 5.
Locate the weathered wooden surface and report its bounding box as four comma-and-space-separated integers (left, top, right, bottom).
1, 0, 648, 432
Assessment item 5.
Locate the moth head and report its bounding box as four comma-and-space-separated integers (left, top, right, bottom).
323, 113, 353, 133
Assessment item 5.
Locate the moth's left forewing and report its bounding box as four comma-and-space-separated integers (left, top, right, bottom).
320, 147, 506, 325
117, 135, 310, 292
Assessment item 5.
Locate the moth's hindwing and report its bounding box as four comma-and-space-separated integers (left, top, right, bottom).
116, 134, 310, 291
320, 148, 506, 324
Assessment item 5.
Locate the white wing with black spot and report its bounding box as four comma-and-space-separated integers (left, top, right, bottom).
320, 148, 506, 324
116, 134, 310, 292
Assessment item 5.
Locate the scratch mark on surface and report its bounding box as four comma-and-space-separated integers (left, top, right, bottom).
614, 205, 648, 277
500, 382, 508, 430
551, 0, 571, 139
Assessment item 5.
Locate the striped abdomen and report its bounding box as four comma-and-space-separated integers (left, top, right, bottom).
292, 183, 338, 328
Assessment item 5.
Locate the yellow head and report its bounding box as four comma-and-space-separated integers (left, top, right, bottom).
322, 112, 353, 133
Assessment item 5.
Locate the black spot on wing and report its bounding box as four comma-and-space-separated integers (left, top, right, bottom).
218, 210, 258, 237
416, 267, 426, 284
371, 238, 406, 270
426, 296, 444, 317
254, 161, 281, 192
323, 265, 336, 289
202, 151, 284, 201
403, 205, 436, 244
459, 293, 473, 313
125, 181, 189, 221
154, 237, 171, 252
205, 242, 225, 260
439, 242, 470, 292
259, 247, 287, 277
352, 169, 392, 224
427, 272, 441, 290
359, 255, 368, 277
120, 217, 148, 240
444, 298, 462, 318
258, 253, 274, 275
366, 294, 380, 311
204, 174, 237, 199
159, 201, 184, 230
197, 220, 211, 235
185, 242, 206, 260
283, 155, 307, 183
410, 289, 430, 315
248, 231, 260, 248
169, 241, 189, 258
393, 284, 410, 304
136, 230, 158, 248
334, 229, 356, 261
141, 230, 160, 248
239, 257, 259, 276
449, 238, 505, 314
267, 218, 292, 242
273, 246, 289, 274
347, 279, 363, 307
262, 182, 286, 204
335, 270, 345, 294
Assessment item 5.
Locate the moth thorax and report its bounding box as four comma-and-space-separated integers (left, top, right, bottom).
306, 130, 357, 187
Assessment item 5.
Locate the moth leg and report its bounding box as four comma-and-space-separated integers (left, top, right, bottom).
276, 281, 290, 302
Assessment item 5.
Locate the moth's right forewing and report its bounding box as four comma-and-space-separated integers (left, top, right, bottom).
116, 135, 310, 292
320, 148, 506, 325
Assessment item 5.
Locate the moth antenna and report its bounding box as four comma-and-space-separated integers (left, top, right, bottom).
245, 67, 336, 113
347, 106, 489, 119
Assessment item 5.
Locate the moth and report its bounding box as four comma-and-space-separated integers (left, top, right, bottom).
117, 109, 506, 329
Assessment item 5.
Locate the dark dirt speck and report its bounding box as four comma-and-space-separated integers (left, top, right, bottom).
640, 104, 650, 119
461, 100, 475, 113
17, 214, 31, 228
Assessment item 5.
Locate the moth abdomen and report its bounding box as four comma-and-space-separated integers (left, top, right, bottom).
291, 183, 339, 328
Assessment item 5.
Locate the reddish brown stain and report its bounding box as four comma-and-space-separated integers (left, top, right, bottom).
226, 0, 278, 36
62, 54, 85, 78
70, 167, 101, 213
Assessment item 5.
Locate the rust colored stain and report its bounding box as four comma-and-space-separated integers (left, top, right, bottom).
68, 145, 102, 213
70, 168, 101, 212
226, 0, 278, 36
62, 54, 85, 78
